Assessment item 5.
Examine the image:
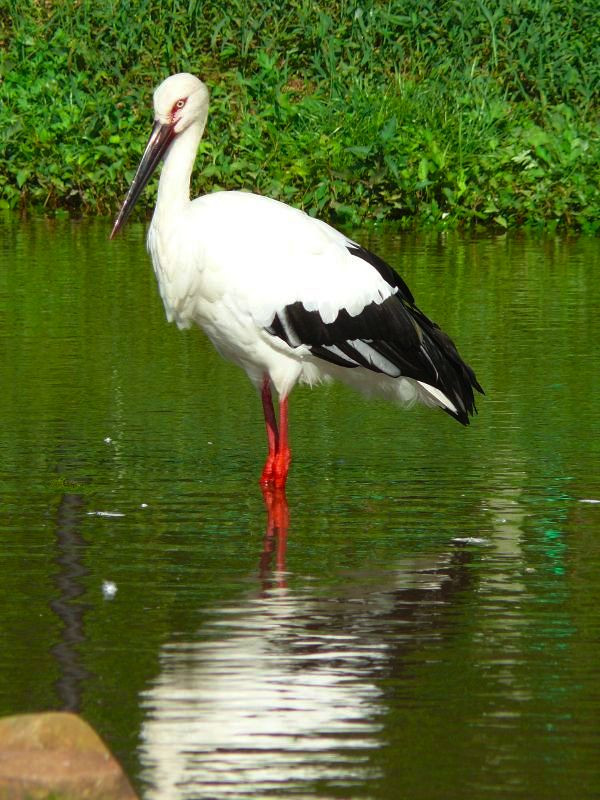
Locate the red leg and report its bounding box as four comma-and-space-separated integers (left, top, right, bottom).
260, 377, 279, 487
273, 395, 291, 489
259, 378, 292, 489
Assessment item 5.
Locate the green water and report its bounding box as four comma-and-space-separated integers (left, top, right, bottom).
1, 215, 599, 799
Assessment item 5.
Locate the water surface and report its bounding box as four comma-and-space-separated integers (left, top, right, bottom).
1, 215, 599, 799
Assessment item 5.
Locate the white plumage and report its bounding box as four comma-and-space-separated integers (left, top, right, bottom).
150, 191, 397, 393
111, 73, 482, 489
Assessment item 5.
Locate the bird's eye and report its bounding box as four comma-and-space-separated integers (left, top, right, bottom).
175, 99, 186, 110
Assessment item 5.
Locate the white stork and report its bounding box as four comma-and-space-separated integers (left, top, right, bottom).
111, 73, 483, 489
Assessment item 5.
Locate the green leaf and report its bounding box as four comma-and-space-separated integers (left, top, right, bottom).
16, 169, 30, 189
380, 116, 397, 143
346, 145, 372, 158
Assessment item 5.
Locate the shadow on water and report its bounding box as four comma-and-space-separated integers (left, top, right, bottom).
138, 488, 478, 800
50, 493, 92, 712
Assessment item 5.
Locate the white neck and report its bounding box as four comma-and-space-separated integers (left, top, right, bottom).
153, 119, 204, 226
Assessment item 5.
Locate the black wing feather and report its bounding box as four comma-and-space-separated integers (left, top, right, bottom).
265, 244, 483, 424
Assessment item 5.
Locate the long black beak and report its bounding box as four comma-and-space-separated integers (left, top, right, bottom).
110, 120, 176, 239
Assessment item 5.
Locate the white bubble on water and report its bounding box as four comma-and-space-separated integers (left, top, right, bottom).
102, 580, 118, 599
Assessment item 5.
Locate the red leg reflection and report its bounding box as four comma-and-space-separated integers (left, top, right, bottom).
260, 487, 289, 588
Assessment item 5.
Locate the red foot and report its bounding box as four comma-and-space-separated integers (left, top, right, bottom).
260, 454, 276, 487
260, 448, 291, 489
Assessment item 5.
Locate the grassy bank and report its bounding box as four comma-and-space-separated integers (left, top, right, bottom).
0, 0, 598, 231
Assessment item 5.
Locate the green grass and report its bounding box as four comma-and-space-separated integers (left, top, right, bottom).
0, 0, 598, 230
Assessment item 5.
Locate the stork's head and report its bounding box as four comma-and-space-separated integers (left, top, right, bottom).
110, 73, 209, 238
152, 73, 209, 134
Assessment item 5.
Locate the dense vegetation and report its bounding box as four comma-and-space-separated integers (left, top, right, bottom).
0, 0, 598, 230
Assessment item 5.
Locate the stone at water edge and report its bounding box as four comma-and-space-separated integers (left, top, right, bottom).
0, 712, 138, 800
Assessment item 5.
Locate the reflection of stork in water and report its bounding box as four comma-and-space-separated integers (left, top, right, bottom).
139, 491, 476, 800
